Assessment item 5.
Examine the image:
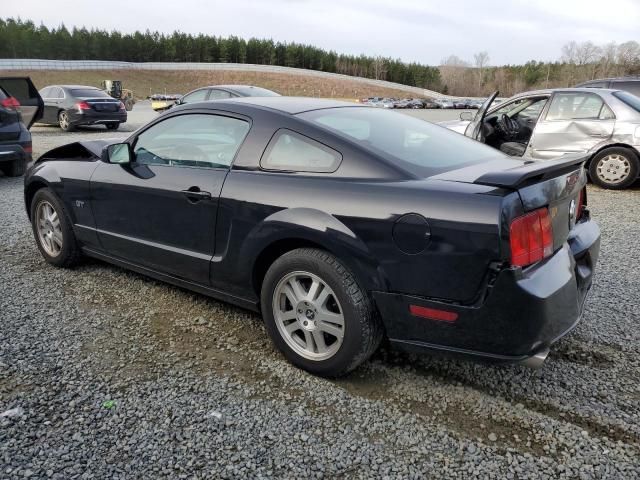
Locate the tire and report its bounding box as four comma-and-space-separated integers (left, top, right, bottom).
106, 122, 120, 131
30, 188, 82, 268
58, 111, 75, 132
261, 248, 383, 377
589, 147, 639, 190
1, 159, 25, 177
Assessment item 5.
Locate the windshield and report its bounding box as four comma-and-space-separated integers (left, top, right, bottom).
70, 88, 111, 98
233, 86, 280, 97
298, 107, 502, 177
613, 91, 640, 113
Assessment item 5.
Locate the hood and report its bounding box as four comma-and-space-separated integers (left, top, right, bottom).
38, 138, 121, 162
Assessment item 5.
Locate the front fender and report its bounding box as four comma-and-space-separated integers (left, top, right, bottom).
239, 207, 388, 294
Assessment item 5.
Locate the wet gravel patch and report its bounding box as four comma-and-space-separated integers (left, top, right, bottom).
0, 130, 639, 478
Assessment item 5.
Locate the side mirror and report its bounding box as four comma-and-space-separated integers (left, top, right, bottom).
102, 143, 132, 164
460, 111, 473, 121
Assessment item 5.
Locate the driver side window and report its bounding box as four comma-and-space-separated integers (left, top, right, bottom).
133, 114, 250, 169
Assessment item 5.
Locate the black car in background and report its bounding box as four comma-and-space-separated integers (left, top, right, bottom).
0, 77, 43, 177
576, 77, 640, 96
38, 85, 127, 132
174, 85, 280, 106
24, 97, 600, 376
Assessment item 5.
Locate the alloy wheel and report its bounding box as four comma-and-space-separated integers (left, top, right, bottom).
59, 112, 69, 130
596, 154, 631, 185
36, 201, 63, 257
272, 271, 345, 361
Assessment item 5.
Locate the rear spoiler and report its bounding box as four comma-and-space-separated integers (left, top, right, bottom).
474, 153, 587, 189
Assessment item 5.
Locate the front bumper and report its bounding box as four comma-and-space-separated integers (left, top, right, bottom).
373, 213, 600, 363
68, 109, 127, 126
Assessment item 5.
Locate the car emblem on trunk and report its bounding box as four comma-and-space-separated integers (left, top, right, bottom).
568, 199, 576, 229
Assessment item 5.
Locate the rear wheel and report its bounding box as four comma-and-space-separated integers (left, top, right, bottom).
589, 147, 639, 189
1, 159, 25, 177
30, 188, 82, 268
106, 122, 120, 131
58, 111, 75, 132
261, 248, 383, 377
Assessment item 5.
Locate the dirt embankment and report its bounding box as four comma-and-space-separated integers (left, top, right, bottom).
5, 69, 416, 100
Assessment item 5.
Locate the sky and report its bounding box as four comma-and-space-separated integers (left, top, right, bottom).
4, 0, 640, 65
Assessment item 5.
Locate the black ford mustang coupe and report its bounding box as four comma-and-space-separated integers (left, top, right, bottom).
24, 97, 600, 376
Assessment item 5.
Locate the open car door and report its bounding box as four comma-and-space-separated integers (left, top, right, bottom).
0, 77, 44, 129
464, 91, 498, 142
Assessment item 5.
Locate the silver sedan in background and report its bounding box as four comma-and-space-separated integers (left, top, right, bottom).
440, 88, 640, 189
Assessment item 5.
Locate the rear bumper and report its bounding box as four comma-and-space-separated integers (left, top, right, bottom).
373, 213, 600, 364
68, 110, 127, 126
0, 142, 31, 165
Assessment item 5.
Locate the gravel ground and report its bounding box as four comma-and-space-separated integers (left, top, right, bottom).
1, 110, 639, 479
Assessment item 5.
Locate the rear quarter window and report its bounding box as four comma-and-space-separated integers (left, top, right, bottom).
261, 129, 342, 173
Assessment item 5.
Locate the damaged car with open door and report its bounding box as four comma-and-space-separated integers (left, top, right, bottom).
0, 77, 43, 177
441, 88, 640, 189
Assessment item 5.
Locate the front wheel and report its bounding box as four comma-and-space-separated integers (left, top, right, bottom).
589, 147, 639, 189
30, 188, 82, 268
261, 248, 383, 377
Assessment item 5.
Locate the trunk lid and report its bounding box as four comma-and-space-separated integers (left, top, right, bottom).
430, 153, 587, 250
0, 77, 44, 129
80, 97, 121, 112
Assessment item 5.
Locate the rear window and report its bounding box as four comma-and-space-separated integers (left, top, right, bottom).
613, 91, 640, 112
70, 88, 111, 98
297, 107, 500, 176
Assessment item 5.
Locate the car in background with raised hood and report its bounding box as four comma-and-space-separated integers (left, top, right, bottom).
38, 85, 127, 132
440, 88, 640, 189
0, 77, 43, 177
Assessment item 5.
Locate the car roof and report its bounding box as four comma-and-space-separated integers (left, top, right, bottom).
579, 77, 640, 83
214, 96, 363, 114
510, 87, 623, 97
52, 85, 101, 90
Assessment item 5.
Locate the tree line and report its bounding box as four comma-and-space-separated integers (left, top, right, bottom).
0, 18, 442, 91
441, 40, 640, 97
1, 19, 638, 97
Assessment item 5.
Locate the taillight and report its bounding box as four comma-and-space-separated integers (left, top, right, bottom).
509, 208, 554, 267
23, 143, 32, 154
76, 101, 91, 111
576, 187, 586, 220
1, 96, 20, 110
118, 101, 125, 110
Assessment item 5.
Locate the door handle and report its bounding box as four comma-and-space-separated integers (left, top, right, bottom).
181, 187, 212, 203
589, 133, 609, 138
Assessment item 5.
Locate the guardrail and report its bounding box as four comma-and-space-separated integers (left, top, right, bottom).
0, 59, 450, 99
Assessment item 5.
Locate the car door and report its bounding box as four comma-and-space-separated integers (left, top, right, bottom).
528, 91, 616, 160
0, 77, 44, 128
90, 111, 251, 284
44, 87, 65, 124
464, 91, 498, 141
